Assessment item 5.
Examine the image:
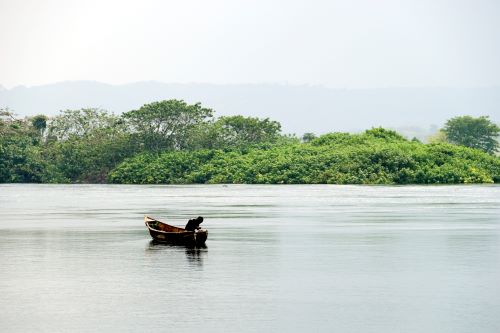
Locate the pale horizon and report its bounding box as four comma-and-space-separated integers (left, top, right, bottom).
3, 79, 500, 91
1, 0, 499, 89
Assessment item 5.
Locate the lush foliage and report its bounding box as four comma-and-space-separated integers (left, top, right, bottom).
443, 115, 500, 154
2, 103, 499, 184
202, 116, 282, 149
0, 109, 48, 182
1, 108, 137, 183
46, 108, 137, 182
110, 128, 500, 184
0, 101, 288, 183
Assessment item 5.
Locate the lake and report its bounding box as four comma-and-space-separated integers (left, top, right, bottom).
1, 184, 499, 332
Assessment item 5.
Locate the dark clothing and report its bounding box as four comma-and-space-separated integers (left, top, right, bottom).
185, 216, 204, 231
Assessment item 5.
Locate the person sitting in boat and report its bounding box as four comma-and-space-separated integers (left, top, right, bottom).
185, 216, 204, 232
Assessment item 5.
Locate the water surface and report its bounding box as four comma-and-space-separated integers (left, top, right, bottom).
1, 185, 499, 332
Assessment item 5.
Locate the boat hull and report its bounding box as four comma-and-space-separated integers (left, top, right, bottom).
147, 228, 207, 247
145, 216, 207, 247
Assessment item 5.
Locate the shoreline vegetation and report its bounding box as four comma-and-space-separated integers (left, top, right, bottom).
110, 132, 500, 185
1, 100, 499, 184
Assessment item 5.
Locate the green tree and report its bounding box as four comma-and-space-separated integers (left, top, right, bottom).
364, 127, 407, 141
123, 100, 213, 152
46, 108, 136, 182
1, 108, 28, 136
48, 108, 123, 140
204, 115, 282, 149
443, 116, 500, 154
0, 109, 47, 182
302, 132, 316, 143
31, 114, 48, 138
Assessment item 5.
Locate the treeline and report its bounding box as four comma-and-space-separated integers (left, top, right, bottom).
1, 100, 499, 184
0, 100, 283, 183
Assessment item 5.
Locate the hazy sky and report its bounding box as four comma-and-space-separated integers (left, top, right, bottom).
1, 0, 499, 89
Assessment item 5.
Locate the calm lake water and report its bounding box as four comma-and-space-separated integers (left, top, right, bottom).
0, 184, 499, 332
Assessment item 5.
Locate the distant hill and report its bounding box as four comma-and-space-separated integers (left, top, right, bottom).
1, 81, 499, 138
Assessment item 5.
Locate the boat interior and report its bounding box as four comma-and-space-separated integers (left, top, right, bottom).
146, 219, 186, 233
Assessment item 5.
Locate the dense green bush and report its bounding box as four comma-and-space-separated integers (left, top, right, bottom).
109, 130, 500, 184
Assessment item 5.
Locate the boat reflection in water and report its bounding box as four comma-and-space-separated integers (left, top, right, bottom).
184, 246, 207, 266
146, 240, 207, 267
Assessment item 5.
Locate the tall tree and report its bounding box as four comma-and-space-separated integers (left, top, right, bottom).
443, 116, 500, 154
206, 115, 282, 149
46, 108, 135, 182
48, 108, 123, 140
31, 114, 48, 138
123, 100, 213, 151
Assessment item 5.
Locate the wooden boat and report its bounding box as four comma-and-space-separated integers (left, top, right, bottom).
144, 216, 208, 247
